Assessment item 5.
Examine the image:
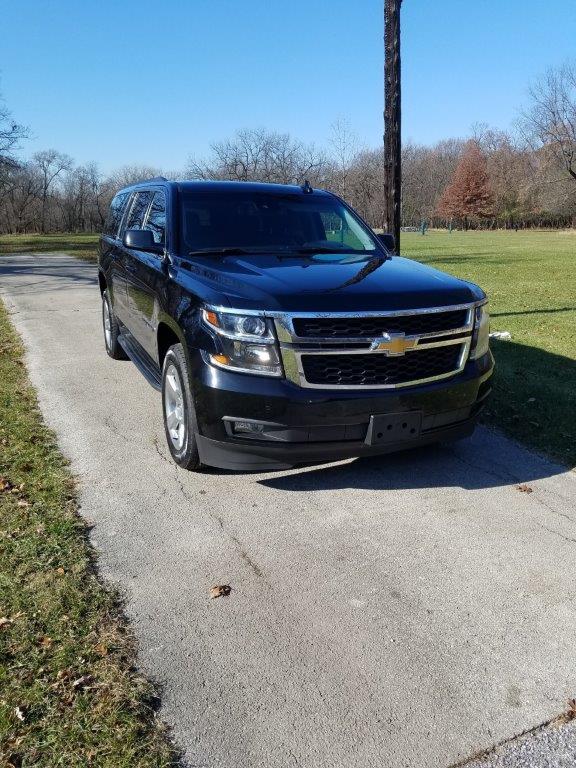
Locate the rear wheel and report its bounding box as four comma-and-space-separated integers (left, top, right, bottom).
162, 344, 201, 470
102, 290, 128, 360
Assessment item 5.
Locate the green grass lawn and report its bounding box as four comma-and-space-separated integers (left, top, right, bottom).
401, 230, 576, 466
0, 233, 98, 261
0, 302, 177, 765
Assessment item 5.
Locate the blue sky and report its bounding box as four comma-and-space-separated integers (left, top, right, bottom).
1, 0, 574, 173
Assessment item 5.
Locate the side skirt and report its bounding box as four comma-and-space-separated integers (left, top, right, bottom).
118, 330, 162, 391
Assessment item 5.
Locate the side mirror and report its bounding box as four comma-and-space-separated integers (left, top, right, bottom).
377, 233, 396, 253
123, 228, 163, 253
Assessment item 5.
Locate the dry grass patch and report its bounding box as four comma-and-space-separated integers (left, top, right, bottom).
0, 301, 178, 767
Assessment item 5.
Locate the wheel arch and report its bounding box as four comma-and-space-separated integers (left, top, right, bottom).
157, 318, 186, 368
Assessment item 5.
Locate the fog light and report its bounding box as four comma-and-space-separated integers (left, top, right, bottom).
233, 421, 265, 435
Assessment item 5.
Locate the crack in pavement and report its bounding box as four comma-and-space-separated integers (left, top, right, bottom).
538, 524, 576, 546
152, 437, 266, 582
103, 416, 132, 444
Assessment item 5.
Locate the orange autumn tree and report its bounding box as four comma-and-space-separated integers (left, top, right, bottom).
436, 140, 493, 228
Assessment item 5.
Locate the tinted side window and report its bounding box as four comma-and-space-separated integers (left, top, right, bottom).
126, 191, 153, 230
104, 191, 129, 237
143, 191, 166, 245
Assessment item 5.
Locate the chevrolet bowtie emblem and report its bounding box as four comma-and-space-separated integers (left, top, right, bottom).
371, 332, 418, 355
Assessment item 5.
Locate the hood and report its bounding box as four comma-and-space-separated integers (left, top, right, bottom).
179, 252, 484, 313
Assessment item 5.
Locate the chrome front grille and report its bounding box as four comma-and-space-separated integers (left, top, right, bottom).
274, 305, 475, 390
301, 345, 464, 387
292, 309, 469, 339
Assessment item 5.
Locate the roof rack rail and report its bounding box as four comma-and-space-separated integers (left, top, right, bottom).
145, 176, 168, 183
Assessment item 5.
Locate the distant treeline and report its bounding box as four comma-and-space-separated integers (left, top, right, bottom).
1, 63, 575, 233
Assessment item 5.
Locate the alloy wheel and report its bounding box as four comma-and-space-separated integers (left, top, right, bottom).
164, 363, 186, 451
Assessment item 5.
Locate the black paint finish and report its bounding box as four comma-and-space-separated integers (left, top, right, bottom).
98, 179, 493, 470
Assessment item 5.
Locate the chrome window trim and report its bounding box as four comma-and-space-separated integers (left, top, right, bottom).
141, 188, 168, 251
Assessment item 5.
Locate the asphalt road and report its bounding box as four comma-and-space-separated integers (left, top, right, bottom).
2, 253, 576, 768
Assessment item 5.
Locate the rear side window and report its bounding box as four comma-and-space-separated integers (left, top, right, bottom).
126, 191, 153, 230
104, 191, 129, 237
143, 191, 166, 244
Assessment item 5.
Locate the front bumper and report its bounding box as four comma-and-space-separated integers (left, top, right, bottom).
190, 351, 494, 471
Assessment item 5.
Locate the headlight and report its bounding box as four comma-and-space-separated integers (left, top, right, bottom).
202, 309, 274, 341
202, 308, 282, 376
470, 302, 490, 360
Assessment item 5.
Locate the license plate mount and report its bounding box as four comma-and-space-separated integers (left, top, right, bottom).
365, 411, 423, 446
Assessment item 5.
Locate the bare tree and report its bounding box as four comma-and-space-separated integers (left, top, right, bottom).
0, 163, 41, 233
401, 138, 464, 226
107, 164, 165, 189
521, 63, 576, 185
345, 146, 385, 226
0, 90, 29, 208
329, 118, 359, 199
187, 128, 331, 186
0, 92, 29, 160
472, 125, 536, 227
32, 149, 73, 233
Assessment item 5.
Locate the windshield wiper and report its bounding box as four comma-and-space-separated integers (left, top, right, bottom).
295, 246, 359, 253
294, 246, 382, 255
187, 246, 387, 260
188, 247, 252, 257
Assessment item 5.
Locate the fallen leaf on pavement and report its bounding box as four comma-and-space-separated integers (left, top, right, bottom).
516, 484, 533, 494
210, 584, 231, 599
568, 699, 576, 720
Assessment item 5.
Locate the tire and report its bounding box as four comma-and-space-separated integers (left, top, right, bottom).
161, 344, 201, 470
102, 290, 128, 360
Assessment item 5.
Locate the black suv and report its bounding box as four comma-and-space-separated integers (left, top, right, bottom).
98, 179, 493, 471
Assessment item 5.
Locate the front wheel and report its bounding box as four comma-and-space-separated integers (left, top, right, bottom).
161, 344, 201, 470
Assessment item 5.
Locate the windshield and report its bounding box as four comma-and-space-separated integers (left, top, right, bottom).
179, 191, 379, 255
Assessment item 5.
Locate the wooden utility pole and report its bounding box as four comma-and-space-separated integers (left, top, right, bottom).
384, 0, 402, 253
